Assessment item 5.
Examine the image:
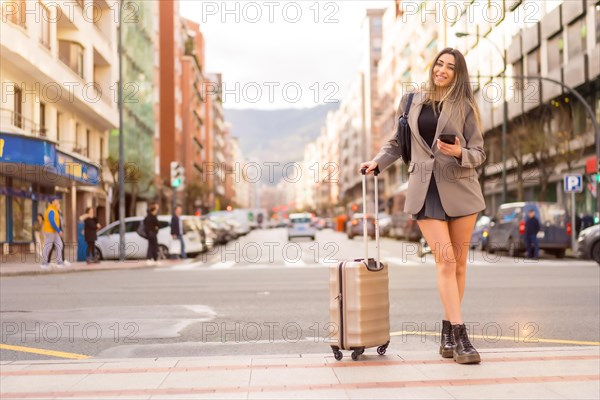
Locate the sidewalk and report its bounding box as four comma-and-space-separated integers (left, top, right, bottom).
0, 258, 182, 277
1, 346, 598, 399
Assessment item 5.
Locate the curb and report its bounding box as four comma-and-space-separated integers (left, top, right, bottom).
0, 261, 177, 278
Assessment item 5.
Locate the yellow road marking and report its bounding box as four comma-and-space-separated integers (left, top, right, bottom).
0, 344, 90, 359
390, 331, 600, 346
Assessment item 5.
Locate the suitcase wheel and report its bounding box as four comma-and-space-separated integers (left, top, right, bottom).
333, 350, 343, 361
351, 347, 365, 361
377, 341, 390, 356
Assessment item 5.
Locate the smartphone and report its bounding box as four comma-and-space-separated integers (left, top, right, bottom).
439, 134, 456, 145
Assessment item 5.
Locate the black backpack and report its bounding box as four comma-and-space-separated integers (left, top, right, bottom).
136, 220, 148, 239
395, 92, 415, 165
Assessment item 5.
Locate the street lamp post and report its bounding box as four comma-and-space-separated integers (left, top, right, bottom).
456, 32, 508, 205
118, 0, 125, 261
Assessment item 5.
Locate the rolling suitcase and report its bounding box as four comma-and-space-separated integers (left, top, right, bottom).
329, 168, 390, 361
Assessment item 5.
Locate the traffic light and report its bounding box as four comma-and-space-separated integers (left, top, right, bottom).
170, 161, 185, 190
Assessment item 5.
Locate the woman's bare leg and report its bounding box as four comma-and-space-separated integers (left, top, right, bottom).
448, 213, 478, 302
417, 219, 461, 324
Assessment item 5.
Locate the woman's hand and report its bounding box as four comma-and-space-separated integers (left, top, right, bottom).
437, 137, 462, 159
359, 161, 378, 175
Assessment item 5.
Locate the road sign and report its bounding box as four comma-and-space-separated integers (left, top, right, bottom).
564, 174, 583, 193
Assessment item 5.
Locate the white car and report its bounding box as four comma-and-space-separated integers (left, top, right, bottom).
95, 216, 207, 260
287, 213, 316, 241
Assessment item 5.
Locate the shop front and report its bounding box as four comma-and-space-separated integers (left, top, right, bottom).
0, 132, 105, 257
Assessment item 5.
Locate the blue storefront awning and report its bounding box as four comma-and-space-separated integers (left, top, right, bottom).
0, 132, 100, 186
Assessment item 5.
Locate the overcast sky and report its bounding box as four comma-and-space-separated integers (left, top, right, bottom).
180, 0, 393, 110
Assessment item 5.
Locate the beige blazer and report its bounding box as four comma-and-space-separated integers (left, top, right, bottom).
373, 91, 486, 217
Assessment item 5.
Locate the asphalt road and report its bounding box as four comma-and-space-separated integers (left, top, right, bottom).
1, 228, 598, 361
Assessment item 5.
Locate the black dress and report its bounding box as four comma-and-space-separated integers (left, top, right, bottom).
413, 101, 451, 221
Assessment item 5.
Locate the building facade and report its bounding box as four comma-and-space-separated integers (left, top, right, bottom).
1, 0, 118, 255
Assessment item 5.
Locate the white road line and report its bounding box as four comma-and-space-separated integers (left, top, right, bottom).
210, 260, 236, 269
284, 258, 307, 267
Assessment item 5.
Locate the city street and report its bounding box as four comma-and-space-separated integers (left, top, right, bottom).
1, 228, 598, 362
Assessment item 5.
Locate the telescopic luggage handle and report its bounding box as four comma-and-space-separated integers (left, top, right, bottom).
360, 167, 381, 271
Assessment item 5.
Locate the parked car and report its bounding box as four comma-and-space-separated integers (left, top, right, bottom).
202, 218, 230, 245
470, 215, 491, 250
378, 212, 392, 237
346, 213, 376, 239
387, 182, 421, 242
95, 215, 206, 260
288, 212, 316, 241
486, 202, 571, 258
576, 224, 600, 265
208, 210, 251, 235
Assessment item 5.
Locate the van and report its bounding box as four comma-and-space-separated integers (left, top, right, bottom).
486, 202, 571, 258
288, 212, 316, 241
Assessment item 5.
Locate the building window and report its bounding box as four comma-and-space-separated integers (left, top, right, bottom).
58, 40, 85, 78
2, 1, 26, 28
547, 33, 563, 70
39, 1, 50, 49
526, 48, 540, 76
57, 112, 61, 142
100, 137, 104, 164
39, 102, 46, 136
12, 196, 32, 242
0, 183, 6, 243
567, 18, 586, 59
596, 3, 600, 44
75, 122, 80, 151
13, 85, 22, 128
11, 179, 33, 242
86, 129, 91, 157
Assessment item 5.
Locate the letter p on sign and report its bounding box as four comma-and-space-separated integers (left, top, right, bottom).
564, 174, 583, 193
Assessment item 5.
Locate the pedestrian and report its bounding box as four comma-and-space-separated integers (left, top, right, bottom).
171, 205, 186, 259
360, 48, 485, 364
524, 209, 541, 259
48, 209, 71, 267
82, 207, 101, 263
33, 213, 44, 259
41, 197, 66, 269
144, 203, 160, 265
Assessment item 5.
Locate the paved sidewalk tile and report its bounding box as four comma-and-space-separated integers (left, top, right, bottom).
345, 387, 454, 400
333, 364, 430, 384
441, 382, 566, 400
247, 389, 349, 399
71, 372, 171, 392
249, 365, 339, 387
542, 380, 600, 399
158, 369, 251, 389
1, 373, 87, 393
150, 394, 248, 400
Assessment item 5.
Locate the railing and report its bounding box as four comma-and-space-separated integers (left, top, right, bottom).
0, 108, 46, 138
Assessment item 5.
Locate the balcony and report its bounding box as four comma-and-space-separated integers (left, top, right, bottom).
0, 108, 46, 138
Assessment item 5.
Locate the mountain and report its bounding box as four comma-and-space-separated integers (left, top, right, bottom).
224, 103, 339, 184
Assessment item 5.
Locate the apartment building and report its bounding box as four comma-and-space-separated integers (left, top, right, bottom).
157, 0, 184, 212
1, 0, 118, 253
447, 0, 600, 216
181, 17, 207, 213
110, 0, 157, 216
374, 0, 441, 201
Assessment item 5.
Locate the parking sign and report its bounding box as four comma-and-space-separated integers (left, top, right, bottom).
564, 174, 583, 193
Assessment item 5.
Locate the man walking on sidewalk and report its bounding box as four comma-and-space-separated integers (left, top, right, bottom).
41, 197, 66, 269
524, 209, 541, 259
171, 205, 186, 259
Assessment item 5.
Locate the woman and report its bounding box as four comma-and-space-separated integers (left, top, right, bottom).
144, 203, 160, 265
360, 48, 485, 364
82, 207, 100, 264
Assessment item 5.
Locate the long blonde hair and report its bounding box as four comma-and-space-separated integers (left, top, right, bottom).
424, 47, 481, 129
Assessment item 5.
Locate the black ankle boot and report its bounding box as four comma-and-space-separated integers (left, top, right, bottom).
439, 320, 455, 358
452, 324, 481, 364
